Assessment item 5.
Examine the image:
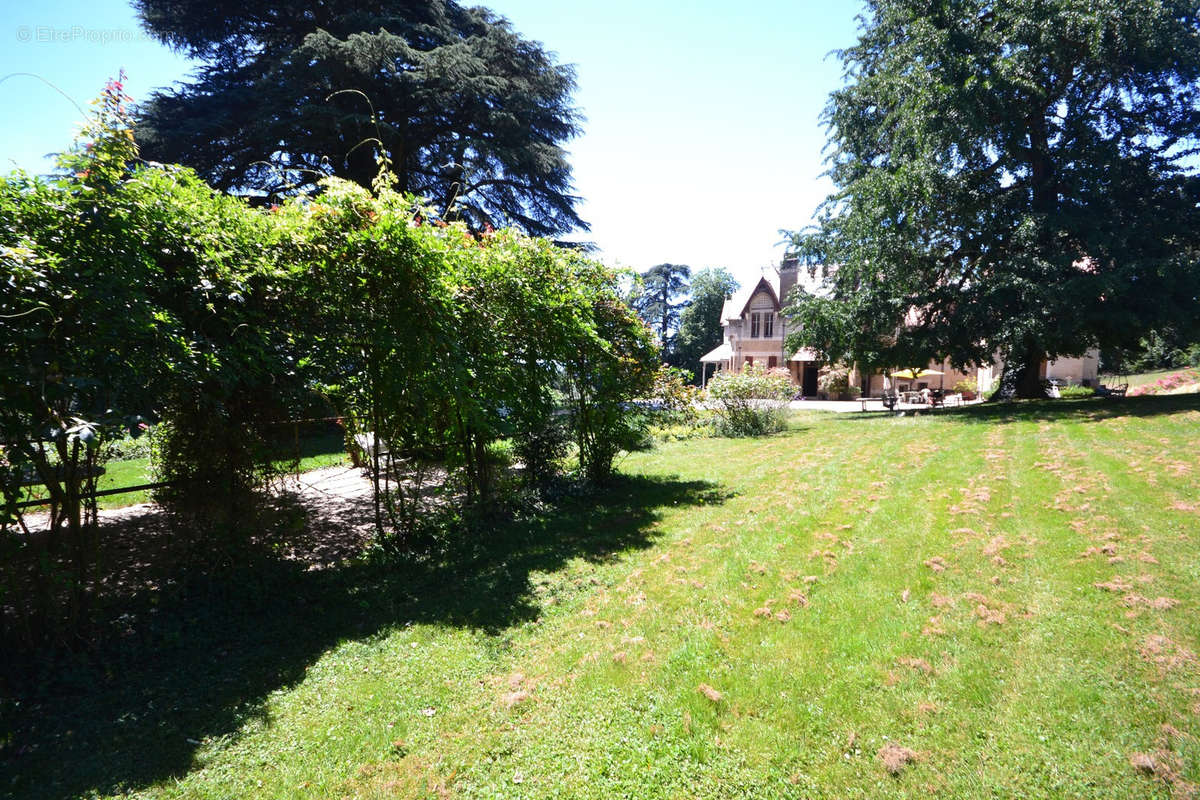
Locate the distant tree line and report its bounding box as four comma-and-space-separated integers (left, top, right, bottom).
1103, 329, 1200, 375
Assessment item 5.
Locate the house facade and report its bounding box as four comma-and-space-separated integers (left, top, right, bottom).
699, 259, 824, 395
700, 257, 1101, 397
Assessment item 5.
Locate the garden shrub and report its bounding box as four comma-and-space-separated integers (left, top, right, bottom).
817, 363, 851, 399
0, 77, 300, 641
650, 366, 701, 421
513, 415, 571, 487
561, 291, 658, 483
0, 79, 160, 568
644, 366, 709, 441
150, 395, 292, 556
953, 377, 978, 395
1127, 368, 1200, 396
101, 431, 153, 463
707, 365, 793, 436
294, 184, 659, 540
1, 78, 663, 648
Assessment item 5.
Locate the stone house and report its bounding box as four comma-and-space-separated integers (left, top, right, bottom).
699, 257, 1100, 397
698, 259, 824, 395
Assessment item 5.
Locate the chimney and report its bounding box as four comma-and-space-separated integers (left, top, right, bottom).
778, 255, 799, 306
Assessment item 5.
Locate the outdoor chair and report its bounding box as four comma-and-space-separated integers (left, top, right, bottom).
350, 432, 393, 475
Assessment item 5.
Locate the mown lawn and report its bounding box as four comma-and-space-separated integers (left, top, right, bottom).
6, 397, 1200, 799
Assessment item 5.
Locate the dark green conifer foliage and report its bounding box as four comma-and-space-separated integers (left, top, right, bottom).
633, 263, 691, 353
133, 0, 585, 236
786, 0, 1200, 397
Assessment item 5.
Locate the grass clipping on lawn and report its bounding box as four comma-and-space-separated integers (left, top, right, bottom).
10, 397, 1200, 800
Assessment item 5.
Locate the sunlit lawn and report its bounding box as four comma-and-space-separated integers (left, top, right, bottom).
8, 397, 1200, 799
18, 431, 349, 511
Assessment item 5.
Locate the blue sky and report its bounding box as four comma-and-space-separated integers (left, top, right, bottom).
0, 0, 865, 288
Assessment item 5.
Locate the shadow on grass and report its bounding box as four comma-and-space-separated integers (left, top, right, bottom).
0, 474, 728, 800
829, 393, 1200, 426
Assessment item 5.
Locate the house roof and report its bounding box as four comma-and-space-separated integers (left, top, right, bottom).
721, 275, 781, 322
699, 342, 734, 362
719, 266, 829, 324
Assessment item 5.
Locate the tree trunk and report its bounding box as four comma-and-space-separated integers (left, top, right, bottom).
1013, 342, 1048, 399
987, 343, 1048, 401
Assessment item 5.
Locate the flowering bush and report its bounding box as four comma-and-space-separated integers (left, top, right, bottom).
648, 366, 701, 420
707, 365, 793, 436
639, 366, 709, 440
816, 363, 850, 397
1127, 369, 1200, 396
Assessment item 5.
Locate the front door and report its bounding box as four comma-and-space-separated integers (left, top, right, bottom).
802, 365, 819, 397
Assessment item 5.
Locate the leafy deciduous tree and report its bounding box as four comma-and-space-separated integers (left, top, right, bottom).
673, 267, 738, 378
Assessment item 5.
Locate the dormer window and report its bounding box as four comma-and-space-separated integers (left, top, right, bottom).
751, 313, 761, 338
